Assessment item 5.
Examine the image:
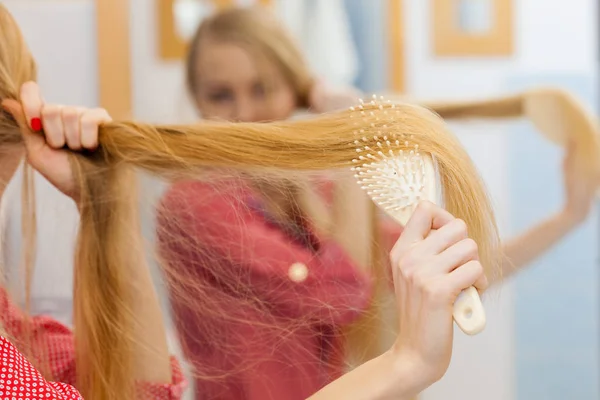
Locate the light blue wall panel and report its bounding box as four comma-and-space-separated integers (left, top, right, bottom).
507, 74, 599, 400
343, 0, 388, 92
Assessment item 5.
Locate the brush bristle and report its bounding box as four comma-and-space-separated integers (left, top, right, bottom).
350, 95, 433, 222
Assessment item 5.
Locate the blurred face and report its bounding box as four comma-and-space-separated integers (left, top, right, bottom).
191, 39, 298, 122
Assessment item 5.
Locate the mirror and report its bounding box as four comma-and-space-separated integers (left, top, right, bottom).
158, 0, 215, 60
158, 0, 272, 60
432, 0, 513, 56
456, 0, 493, 34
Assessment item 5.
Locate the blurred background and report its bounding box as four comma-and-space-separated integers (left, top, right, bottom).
1, 0, 598, 399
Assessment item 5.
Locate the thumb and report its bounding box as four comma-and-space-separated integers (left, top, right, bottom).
1, 99, 47, 159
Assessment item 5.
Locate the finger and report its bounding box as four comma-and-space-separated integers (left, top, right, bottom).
414, 218, 469, 258
432, 238, 479, 274
448, 260, 488, 293
41, 104, 66, 149
1, 99, 46, 153
80, 108, 111, 150
1, 99, 62, 180
1, 99, 28, 132
19, 81, 44, 132
390, 202, 455, 271
62, 107, 85, 150
395, 201, 455, 246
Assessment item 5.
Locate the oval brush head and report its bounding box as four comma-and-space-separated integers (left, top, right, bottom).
350, 95, 486, 335
352, 133, 437, 226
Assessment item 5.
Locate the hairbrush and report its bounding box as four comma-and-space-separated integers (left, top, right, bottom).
350, 96, 486, 335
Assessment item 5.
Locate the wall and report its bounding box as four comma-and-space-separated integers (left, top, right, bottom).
130, 0, 198, 124
343, 0, 389, 92
0, 0, 96, 326
508, 74, 598, 400
402, 0, 598, 399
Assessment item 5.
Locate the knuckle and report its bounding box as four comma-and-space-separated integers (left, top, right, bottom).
93, 107, 108, 114
468, 260, 484, 276
93, 108, 112, 121
411, 270, 427, 289
399, 266, 414, 282
47, 135, 65, 148
398, 251, 418, 271
415, 200, 434, 215
479, 275, 490, 291
453, 218, 468, 236
423, 280, 449, 305
21, 81, 36, 92
61, 107, 79, 122
401, 265, 424, 288
463, 238, 478, 256
41, 104, 61, 118
80, 113, 96, 128
473, 261, 484, 276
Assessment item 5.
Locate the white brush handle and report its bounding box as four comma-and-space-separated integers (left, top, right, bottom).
453, 286, 486, 335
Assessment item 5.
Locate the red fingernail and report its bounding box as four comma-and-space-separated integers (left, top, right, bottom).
30, 117, 42, 132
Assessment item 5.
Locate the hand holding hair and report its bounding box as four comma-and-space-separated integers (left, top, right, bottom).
2, 81, 110, 203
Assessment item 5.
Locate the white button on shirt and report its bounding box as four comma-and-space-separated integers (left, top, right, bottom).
288, 262, 309, 283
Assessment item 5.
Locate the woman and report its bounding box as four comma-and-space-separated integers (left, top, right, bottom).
162, 6, 597, 399
0, 5, 500, 399
185, 6, 597, 280
2, 83, 491, 400
159, 7, 398, 399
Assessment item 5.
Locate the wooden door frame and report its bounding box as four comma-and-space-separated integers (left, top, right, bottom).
95, 0, 132, 119
158, 0, 273, 60
388, 0, 405, 93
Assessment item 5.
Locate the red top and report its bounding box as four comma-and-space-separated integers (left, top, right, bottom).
0, 335, 83, 399
158, 179, 374, 400
0, 284, 185, 399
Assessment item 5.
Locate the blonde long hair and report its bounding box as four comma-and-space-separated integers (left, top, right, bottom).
418, 89, 600, 173
0, 4, 501, 399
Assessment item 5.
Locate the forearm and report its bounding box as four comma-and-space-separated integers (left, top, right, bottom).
308, 350, 423, 400
498, 211, 579, 282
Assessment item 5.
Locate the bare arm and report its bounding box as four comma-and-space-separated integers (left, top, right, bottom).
308, 351, 423, 400
497, 211, 579, 281
497, 140, 598, 283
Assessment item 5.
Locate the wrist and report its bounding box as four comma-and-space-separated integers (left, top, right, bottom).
381, 349, 432, 398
